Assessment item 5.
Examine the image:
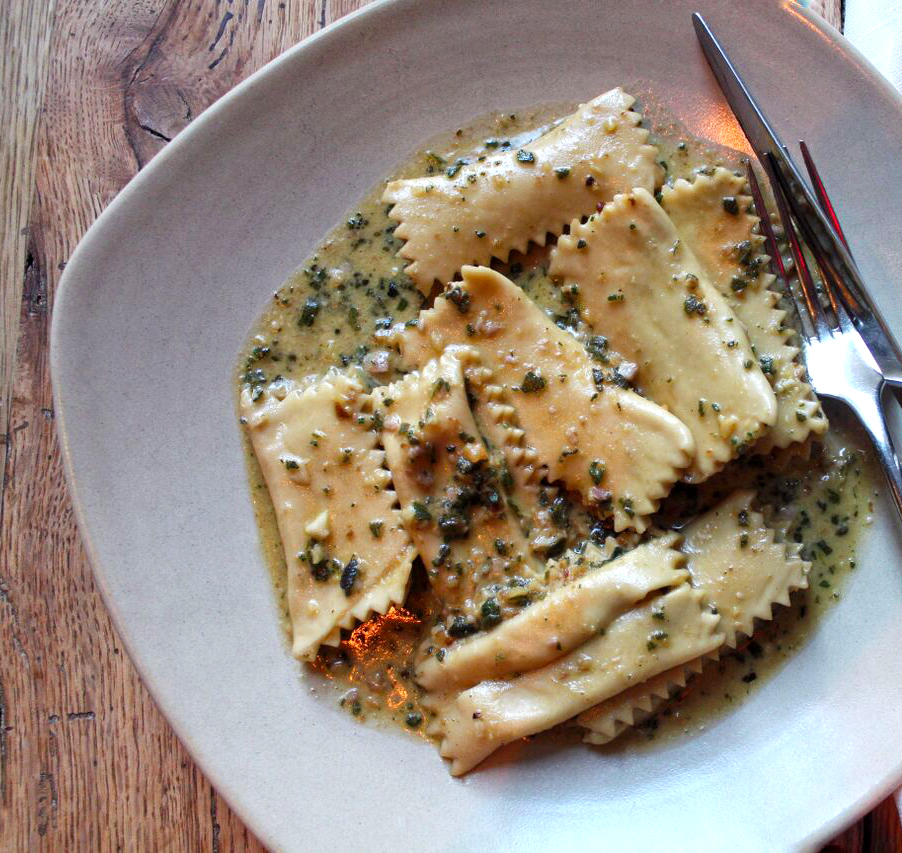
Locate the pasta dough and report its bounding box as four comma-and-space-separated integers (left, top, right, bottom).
660, 167, 827, 452
415, 533, 687, 691
371, 348, 540, 620
383, 88, 661, 294
578, 490, 810, 744
550, 188, 778, 481
432, 580, 723, 775
400, 265, 695, 531
241, 375, 415, 660
470, 385, 566, 553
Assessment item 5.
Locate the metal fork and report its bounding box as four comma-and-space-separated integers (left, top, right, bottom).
746, 158, 902, 521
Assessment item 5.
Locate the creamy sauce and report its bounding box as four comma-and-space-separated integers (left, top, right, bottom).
238, 99, 876, 744
602, 406, 874, 750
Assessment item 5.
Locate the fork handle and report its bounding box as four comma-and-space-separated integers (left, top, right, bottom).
856, 389, 902, 523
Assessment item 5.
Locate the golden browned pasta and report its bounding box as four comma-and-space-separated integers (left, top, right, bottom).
578, 490, 809, 744
661, 167, 827, 452
550, 188, 777, 482
383, 88, 661, 293
431, 581, 723, 775
400, 266, 695, 531
241, 374, 415, 660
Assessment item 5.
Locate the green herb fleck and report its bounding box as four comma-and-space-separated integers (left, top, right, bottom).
438, 512, 469, 540
411, 501, 432, 522
300, 297, 320, 326
431, 377, 451, 398
447, 616, 477, 638
520, 371, 546, 393
480, 597, 502, 629
432, 543, 451, 567
446, 286, 470, 313
339, 556, 359, 597
587, 335, 609, 362
684, 294, 707, 316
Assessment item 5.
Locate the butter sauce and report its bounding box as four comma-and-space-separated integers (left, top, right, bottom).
238, 98, 875, 746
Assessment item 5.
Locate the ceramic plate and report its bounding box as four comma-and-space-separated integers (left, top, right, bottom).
51, 1, 902, 849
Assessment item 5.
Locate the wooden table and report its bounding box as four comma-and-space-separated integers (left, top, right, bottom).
1, 0, 899, 849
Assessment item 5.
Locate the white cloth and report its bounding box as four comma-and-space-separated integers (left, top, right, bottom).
845, 0, 902, 91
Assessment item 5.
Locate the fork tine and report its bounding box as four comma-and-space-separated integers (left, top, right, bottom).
743, 160, 819, 341
796, 141, 856, 334
799, 140, 851, 254
746, 160, 815, 343
820, 264, 856, 334
744, 160, 788, 281
765, 152, 833, 342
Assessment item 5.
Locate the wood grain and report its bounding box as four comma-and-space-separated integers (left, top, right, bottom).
0, 0, 56, 440
0, 1, 364, 849
0, 0, 895, 849
809, 0, 844, 31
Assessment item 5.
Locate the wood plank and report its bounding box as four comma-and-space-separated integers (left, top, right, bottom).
826, 795, 902, 852
809, 0, 844, 31
1, 2, 218, 842
0, 0, 363, 847
1, 0, 897, 848
0, 0, 56, 442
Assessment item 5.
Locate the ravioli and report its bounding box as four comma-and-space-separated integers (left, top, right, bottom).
241, 375, 415, 660
383, 88, 661, 294
370, 348, 540, 622
578, 490, 810, 744
415, 533, 687, 692
431, 581, 723, 775
550, 188, 778, 481
239, 88, 864, 776
469, 383, 565, 553
660, 168, 827, 452
400, 266, 695, 531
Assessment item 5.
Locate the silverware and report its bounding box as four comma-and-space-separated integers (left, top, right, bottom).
692, 12, 902, 521
693, 12, 902, 391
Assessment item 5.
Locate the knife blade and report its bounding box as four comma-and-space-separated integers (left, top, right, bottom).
692, 11, 902, 389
